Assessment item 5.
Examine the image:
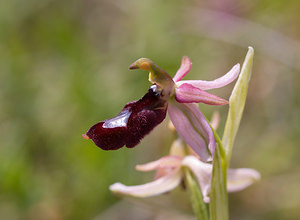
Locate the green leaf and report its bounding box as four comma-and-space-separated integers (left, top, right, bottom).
184, 168, 209, 220
222, 47, 254, 165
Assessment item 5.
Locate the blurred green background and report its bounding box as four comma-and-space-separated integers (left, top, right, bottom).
1, 0, 300, 219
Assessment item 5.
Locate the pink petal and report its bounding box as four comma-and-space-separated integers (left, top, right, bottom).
168, 102, 215, 162
136, 156, 182, 172
173, 56, 192, 82
177, 64, 240, 90
109, 171, 182, 197
182, 156, 212, 203
210, 111, 220, 130
175, 83, 229, 105
227, 168, 261, 192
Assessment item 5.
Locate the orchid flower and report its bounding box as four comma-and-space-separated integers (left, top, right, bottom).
83, 57, 240, 161
109, 138, 260, 203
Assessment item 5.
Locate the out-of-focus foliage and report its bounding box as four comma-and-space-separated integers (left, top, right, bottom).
1, 0, 300, 219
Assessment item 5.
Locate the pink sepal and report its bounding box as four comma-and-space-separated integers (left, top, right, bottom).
167, 102, 215, 162
227, 168, 261, 192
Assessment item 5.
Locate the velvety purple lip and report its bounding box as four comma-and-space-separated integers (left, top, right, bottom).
84, 86, 168, 150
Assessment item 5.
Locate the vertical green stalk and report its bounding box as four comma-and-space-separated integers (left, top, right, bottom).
184, 168, 209, 220
209, 130, 228, 220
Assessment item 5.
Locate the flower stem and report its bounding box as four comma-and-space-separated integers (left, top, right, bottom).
209, 130, 228, 220
184, 168, 209, 220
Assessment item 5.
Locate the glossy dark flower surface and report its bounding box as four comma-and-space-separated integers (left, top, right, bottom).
84, 86, 167, 150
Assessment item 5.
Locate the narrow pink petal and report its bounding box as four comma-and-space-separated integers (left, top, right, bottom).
182, 156, 212, 203
136, 156, 182, 172
177, 64, 240, 90
210, 111, 220, 130
168, 102, 215, 162
227, 168, 261, 192
175, 83, 229, 105
173, 56, 192, 82
109, 171, 182, 197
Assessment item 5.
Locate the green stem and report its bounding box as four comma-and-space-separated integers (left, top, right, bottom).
200, 115, 228, 220
184, 168, 209, 220
209, 130, 228, 220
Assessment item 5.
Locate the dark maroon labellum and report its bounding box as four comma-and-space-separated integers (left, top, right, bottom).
84, 85, 168, 150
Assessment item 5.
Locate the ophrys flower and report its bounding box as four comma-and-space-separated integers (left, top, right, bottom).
110, 138, 260, 203
83, 57, 240, 161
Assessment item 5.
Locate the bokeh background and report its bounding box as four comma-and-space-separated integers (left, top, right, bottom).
1, 0, 300, 219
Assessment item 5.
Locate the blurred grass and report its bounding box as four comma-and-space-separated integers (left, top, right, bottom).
1, 0, 300, 219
